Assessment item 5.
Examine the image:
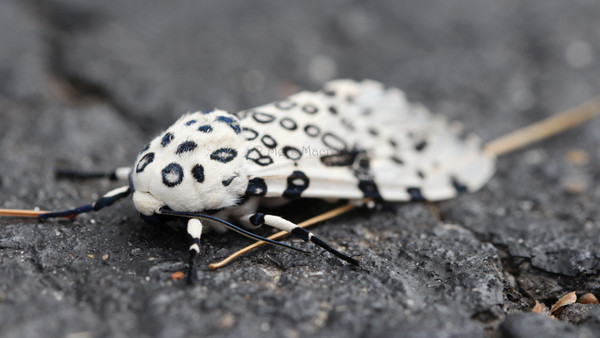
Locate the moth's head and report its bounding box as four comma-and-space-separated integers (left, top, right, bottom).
130, 110, 249, 216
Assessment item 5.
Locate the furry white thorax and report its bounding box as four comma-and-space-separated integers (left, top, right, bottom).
131, 110, 250, 216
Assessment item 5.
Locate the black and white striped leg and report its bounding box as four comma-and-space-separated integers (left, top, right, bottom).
55, 167, 131, 181
38, 186, 131, 219
246, 213, 359, 266
186, 218, 203, 284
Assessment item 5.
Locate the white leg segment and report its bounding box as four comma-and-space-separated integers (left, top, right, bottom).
187, 218, 203, 253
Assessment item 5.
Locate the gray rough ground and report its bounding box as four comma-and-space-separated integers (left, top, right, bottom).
1, 1, 599, 337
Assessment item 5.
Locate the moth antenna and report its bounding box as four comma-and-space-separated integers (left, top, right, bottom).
157, 208, 311, 254
209, 203, 356, 269
0, 186, 131, 219
484, 96, 600, 157
0, 209, 50, 218
56, 167, 131, 181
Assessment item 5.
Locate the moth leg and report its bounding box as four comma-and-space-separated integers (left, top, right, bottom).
186, 218, 203, 284
38, 186, 131, 219
241, 213, 359, 266
55, 166, 131, 181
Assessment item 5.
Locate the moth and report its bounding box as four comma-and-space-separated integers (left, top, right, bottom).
1, 79, 598, 282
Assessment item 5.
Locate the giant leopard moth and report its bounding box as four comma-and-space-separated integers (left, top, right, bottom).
1, 79, 598, 282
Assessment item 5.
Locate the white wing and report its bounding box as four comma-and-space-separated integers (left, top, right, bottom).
237, 79, 495, 202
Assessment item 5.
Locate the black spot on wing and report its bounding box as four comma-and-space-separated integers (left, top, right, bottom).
217, 115, 241, 134
415, 140, 428, 152
176, 141, 198, 154
242, 127, 258, 141
245, 177, 267, 196
389, 139, 398, 148
161, 133, 174, 147
320, 150, 359, 167
390, 156, 404, 165
358, 180, 381, 199
279, 118, 297, 131
210, 148, 238, 163
185, 120, 197, 126
341, 118, 355, 131
407, 187, 426, 201
351, 152, 382, 200
368, 128, 379, 137
162, 163, 184, 187
136, 153, 154, 173
275, 100, 296, 110
191, 164, 204, 183
261, 135, 277, 149
328, 106, 338, 115
283, 171, 309, 199
252, 112, 276, 124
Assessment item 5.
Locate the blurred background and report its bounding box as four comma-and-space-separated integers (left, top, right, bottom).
1, 1, 600, 337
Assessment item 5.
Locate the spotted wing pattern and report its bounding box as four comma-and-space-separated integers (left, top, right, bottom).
238, 79, 495, 202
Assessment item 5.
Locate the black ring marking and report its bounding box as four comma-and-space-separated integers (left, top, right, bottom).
136, 153, 155, 173
162, 163, 184, 187
283, 170, 309, 199
249, 213, 265, 226
198, 125, 213, 133
304, 124, 320, 137
252, 112, 276, 124
282, 146, 302, 161
245, 177, 268, 196
322, 132, 347, 151
279, 118, 297, 131
161, 133, 174, 147
407, 187, 426, 201
246, 148, 274, 166
176, 141, 198, 154
275, 100, 296, 110
191, 164, 204, 183
210, 148, 238, 163
217, 115, 241, 134
261, 135, 277, 149
291, 227, 310, 241
242, 127, 258, 141
302, 104, 318, 114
